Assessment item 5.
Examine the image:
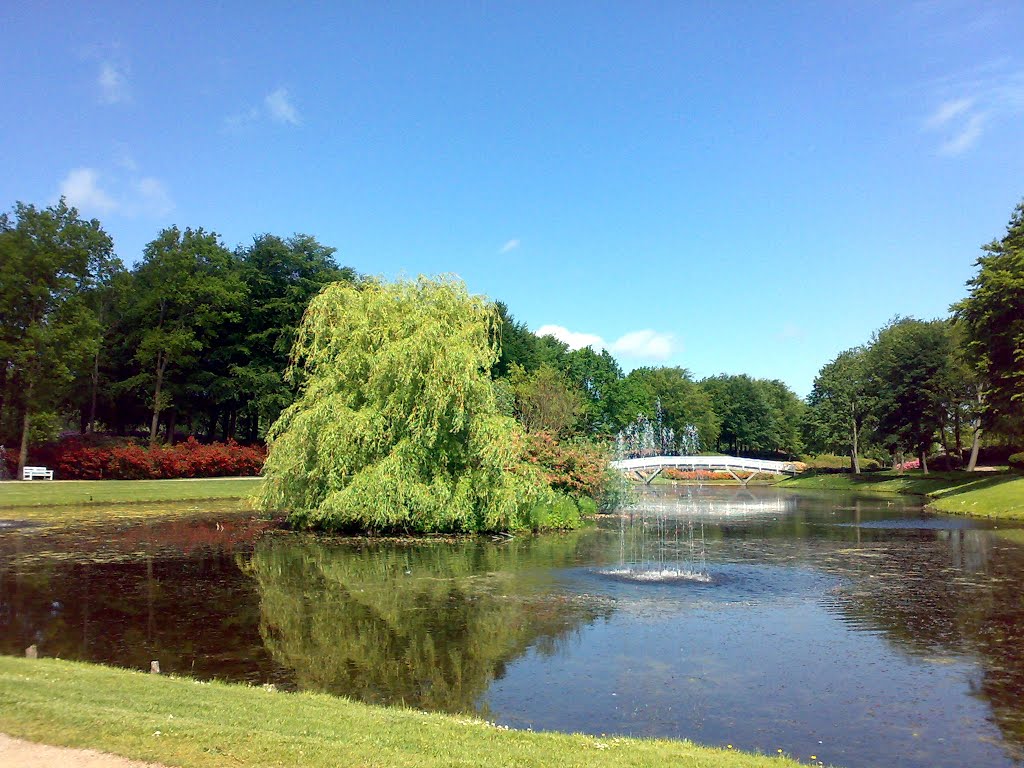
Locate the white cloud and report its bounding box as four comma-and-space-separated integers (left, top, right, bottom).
940, 112, 986, 155
536, 324, 606, 351
265, 88, 301, 125
925, 97, 973, 128
610, 330, 676, 361
922, 65, 1024, 155
223, 107, 261, 131
775, 323, 806, 342
59, 168, 118, 213
56, 165, 174, 219
133, 177, 175, 217
224, 89, 303, 131
499, 239, 520, 254
534, 324, 677, 361
98, 61, 129, 104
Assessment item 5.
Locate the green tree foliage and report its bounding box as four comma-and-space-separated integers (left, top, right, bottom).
700, 374, 780, 455
508, 363, 583, 436
563, 346, 626, 434
625, 367, 720, 451
758, 379, 805, 458
954, 200, 1024, 438
492, 302, 541, 377
866, 317, 954, 472
0, 199, 116, 472
231, 234, 354, 440
122, 227, 247, 445
804, 347, 873, 472
257, 277, 553, 533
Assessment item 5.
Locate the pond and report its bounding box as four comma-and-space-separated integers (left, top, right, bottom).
1, 486, 1023, 768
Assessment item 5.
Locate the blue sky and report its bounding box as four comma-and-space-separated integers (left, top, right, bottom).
3, 2, 1022, 395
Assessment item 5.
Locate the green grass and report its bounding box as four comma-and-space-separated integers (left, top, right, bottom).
0, 477, 263, 509
779, 470, 1024, 520
0, 656, 808, 768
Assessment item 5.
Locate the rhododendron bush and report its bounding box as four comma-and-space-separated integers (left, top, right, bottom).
44, 437, 265, 480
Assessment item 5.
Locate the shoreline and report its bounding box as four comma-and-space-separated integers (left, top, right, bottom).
0, 656, 805, 768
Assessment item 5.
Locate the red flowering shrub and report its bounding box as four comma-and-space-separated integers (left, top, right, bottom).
661, 469, 744, 481
523, 431, 608, 499
49, 436, 266, 480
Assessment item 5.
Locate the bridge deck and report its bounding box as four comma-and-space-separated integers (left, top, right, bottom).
611, 455, 798, 477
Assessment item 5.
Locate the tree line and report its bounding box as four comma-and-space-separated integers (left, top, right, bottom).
1, 199, 352, 473
3, 196, 1020, 478
804, 201, 1024, 472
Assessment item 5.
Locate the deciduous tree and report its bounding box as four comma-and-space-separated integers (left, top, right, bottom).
122, 227, 246, 445
0, 199, 115, 473
257, 276, 552, 533
953, 200, 1024, 441
805, 347, 873, 472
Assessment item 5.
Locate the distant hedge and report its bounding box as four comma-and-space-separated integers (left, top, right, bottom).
42, 437, 265, 480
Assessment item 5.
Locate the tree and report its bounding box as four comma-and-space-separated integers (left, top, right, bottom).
231, 233, 353, 440
947, 322, 985, 470
757, 379, 805, 458
492, 302, 541, 377
0, 200, 115, 473
624, 367, 720, 451
122, 227, 247, 445
953, 200, 1024, 442
805, 348, 873, 472
508, 363, 584, 435
564, 347, 625, 434
257, 276, 553, 533
699, 374, 777, 455
866, 318, 953, 474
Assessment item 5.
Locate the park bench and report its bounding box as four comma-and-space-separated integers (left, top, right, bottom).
22, 466, 54, 481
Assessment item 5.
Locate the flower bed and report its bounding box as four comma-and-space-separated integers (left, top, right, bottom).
661, 468, 743, 481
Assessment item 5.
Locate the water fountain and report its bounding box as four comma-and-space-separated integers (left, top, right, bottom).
600, 502, 712, 583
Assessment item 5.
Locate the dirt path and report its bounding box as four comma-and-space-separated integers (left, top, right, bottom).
0, 734, 166, 768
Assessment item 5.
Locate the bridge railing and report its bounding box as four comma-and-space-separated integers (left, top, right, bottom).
610, 455, 799, 476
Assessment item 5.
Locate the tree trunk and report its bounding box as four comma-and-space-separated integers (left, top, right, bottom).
17, 409, 31, 481
967, 422, 982, 471
939, 419, 951, 464
88, 346, 100, 434
149, 355, 166, 447
0, 363, 8, 436
850, 416, 861, 474
166, 409, 177, 445
966, 386, 984, 471
953, 408, 963, 457
920, 449, 929, 475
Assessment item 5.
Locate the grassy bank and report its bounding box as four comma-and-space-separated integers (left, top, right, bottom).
0, 656, 806, 768
0, 477, 262, 509
779, 470, 1024, 520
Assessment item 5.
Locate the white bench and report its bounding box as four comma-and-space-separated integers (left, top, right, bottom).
22, 466, 54, 481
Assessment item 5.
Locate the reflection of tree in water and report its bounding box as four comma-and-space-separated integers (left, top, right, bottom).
244, 533, 612, 712
0, 516, 280, 683
829, 529, 1024, 761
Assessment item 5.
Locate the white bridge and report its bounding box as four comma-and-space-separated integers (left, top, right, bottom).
611, 455, 800, 485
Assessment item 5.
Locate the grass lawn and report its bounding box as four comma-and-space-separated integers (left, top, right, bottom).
779, 470, 1024, 520
0, 656, 808, 768
0, 477, 263, 508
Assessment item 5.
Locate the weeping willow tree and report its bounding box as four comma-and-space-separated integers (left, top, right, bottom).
256, 276, 557, 532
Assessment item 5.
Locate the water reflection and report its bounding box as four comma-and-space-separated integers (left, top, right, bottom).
0, 489, 1023, 768
243, 533, 613, 711
0, 512, 282, 683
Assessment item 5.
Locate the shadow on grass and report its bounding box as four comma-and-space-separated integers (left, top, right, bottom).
928, 473, 1020, 499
